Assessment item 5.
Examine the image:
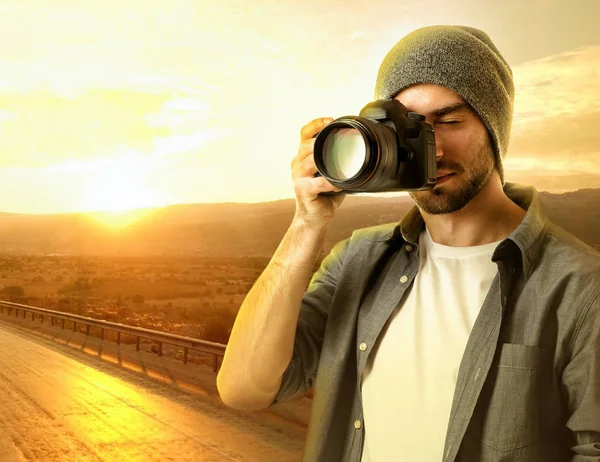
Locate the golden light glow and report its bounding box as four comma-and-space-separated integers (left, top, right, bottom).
85, 208, 154, 230
77, 154, 166, 212
0, 2, 598, 214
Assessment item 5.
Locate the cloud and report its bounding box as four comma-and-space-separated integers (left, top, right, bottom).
152, 132, 226, 157
508, 111, 600, 164
145, 97, 214, 132
512, 46, 600, 120
0, 89, 174, 168
506, 46, 600, 189
0, 89, 228, 168
0, 110, 16, 123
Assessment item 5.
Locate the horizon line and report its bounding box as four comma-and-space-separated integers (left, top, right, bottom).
0, 186, 597, 216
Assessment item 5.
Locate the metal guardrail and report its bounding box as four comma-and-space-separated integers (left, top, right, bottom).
0, 300, 226, 372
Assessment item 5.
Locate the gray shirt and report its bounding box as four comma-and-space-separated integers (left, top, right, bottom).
269, 183, 600, 461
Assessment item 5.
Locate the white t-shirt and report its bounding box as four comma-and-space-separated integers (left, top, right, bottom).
360, 227, 501, 462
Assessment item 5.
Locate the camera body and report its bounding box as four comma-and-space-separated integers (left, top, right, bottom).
313, 99, 437, 193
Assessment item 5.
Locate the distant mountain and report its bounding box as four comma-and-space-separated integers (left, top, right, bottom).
0, 188, 597, 257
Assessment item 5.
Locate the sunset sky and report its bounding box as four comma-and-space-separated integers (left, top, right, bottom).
0, 0, 598, 213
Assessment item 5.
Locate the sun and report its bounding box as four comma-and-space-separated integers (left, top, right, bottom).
85, 208, 157, 229
78, 155, 168, 228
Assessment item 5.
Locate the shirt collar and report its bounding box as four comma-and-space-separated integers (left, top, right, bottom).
380, 182, 549, 279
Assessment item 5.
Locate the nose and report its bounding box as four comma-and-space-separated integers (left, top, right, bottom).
433, 131, 444, 162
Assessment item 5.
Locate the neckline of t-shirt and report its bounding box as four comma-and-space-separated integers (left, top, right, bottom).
422, 226, 502, 258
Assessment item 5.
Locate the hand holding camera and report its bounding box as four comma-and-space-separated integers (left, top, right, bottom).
290, 117, 346, 228
291, 99, 437, 228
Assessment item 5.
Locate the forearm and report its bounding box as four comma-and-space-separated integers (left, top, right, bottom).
217, 215, 329, 409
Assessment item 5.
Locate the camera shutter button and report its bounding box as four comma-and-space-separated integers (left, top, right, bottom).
406, 112, 426, 121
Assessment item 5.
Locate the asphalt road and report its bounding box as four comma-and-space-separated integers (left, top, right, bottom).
0, 320, 306, 462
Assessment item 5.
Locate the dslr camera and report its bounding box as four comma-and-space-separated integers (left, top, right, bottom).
314, 99, 437, 193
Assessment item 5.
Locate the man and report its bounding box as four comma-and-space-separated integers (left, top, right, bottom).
216, 25, 600, 461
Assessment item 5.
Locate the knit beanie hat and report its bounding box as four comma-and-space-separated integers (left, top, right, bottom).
374, 25, 514, 184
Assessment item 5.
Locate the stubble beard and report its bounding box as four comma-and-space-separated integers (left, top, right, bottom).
409, 143, 495, 215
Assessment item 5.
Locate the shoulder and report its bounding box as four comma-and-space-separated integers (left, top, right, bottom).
539, 220, 600, 295
348, 222, 400, 247
543, 221, 600, 266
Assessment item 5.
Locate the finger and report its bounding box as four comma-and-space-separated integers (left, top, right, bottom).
300, 117, 334, 142
290, 138, 315, 171
316, 177, 344, 194
296, 138, 316, 163
293, 154, 317, 180
296, 176, 343, 200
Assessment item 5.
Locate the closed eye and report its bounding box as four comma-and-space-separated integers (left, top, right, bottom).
437, 120, 460, 124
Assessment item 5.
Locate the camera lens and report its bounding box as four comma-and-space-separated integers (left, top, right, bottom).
322, 128, 366, 180
314, 116, 398, 190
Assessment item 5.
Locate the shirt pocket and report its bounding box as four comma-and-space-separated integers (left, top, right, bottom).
476, 343, 548, 453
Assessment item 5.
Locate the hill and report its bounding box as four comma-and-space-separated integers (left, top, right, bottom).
0, 188, 597, 257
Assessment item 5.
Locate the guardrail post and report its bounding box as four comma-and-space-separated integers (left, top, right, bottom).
0, 302, 227, 376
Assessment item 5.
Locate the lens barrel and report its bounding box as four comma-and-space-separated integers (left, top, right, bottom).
314, 116, 403, 191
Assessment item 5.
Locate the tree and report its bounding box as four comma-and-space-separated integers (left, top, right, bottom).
2, 285, 25, 302
57, 278, 93, 310
202, 316, 231, 344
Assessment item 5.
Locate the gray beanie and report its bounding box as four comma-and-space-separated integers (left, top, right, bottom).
374, 25, 514, 184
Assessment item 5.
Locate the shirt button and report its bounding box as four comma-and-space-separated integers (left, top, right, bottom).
354, 420, 362, 429
405, 244, 413, 252
359, 342, 367, 351
400, 275, 409, 284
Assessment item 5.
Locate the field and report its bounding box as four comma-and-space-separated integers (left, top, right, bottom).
2, 187, 599, 352
0, 254, 273, 346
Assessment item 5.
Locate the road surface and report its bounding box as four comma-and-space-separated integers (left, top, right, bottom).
0, 319, 306, 461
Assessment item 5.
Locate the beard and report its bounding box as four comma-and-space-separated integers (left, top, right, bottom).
409, 142, 495, 215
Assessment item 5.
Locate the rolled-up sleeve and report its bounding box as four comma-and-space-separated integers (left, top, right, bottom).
563, 289, 600, 460
269, 237, 351, 405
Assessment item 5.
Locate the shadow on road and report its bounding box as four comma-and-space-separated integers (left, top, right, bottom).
0, 313, 311, 439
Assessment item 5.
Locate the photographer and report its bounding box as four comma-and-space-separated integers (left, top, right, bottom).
217, 25, 600, 461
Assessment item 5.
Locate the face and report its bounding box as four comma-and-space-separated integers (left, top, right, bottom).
395, 84, 496, 215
